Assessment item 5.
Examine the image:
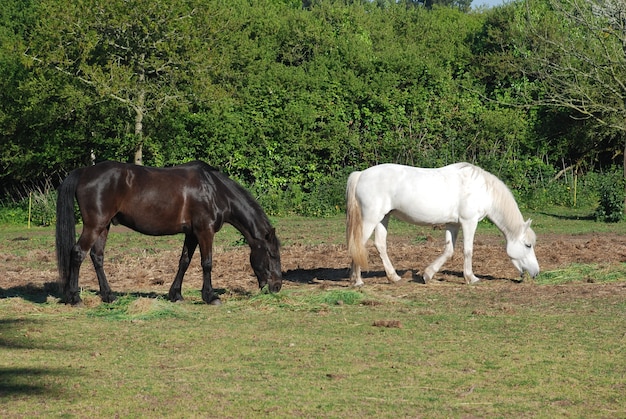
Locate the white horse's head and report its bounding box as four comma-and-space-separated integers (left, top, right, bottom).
506, 219, 539, 279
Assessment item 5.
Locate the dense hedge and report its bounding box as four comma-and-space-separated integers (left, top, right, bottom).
0, 0, 624, 218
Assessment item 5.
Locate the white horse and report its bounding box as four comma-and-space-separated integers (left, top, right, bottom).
346, 162, 539, 286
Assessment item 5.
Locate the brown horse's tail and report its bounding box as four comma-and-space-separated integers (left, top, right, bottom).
346, 171, 368, 269
55, 169, 81, 288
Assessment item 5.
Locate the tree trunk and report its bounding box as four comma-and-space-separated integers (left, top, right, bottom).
133, 89, 146, 166
134, 106, 143, 166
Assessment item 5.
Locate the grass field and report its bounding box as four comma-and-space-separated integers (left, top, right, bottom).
1, 208, 625, 417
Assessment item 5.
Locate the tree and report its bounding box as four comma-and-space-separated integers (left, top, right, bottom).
24, 0, 216, 165
517, 0, 626, 199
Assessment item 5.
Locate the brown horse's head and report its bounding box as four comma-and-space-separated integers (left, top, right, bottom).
250, 228, 282, 293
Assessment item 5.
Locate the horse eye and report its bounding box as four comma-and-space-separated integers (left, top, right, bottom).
525, 244, 532, 249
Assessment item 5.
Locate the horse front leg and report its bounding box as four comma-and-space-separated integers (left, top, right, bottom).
197, 232, 221, 305
90, 226, 115, 303
168, 234, 198, 302
423, 224, 459, 283
374, 217, 402, 283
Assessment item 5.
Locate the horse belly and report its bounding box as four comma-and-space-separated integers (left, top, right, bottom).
118, 191, 188, 236
391, 196, 461, 225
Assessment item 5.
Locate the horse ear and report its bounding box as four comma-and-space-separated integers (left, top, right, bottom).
524, 219, 533, 229
265, 228, 277, 241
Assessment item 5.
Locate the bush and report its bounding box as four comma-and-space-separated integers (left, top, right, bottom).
0, 203, 29, 225
594, 170, 625, 223
250, 168, 352, 217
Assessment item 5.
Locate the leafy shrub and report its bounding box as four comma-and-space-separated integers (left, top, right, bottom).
594, 170, 625, 223
250, 168, 351, 217
0, 204, 29, 225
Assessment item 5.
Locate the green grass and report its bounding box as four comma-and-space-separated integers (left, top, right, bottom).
1, 285, 625, 417
537, 263, 626, 284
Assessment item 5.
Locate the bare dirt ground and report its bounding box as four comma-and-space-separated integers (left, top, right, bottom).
1, 230, 625, 304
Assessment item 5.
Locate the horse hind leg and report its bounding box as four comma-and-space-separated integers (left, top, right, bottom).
423, 224, 459, 283
90, 226, 115, 303
373, 215, 402, 283
65, 243, 87, 305
65, 226, 104, 305
349, 218, 378, 287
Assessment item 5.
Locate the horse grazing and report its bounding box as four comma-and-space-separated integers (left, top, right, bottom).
346, 162, 539, 286
56, 161, 282, 305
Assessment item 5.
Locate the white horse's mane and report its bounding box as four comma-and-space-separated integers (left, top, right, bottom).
471, 164, 526, 237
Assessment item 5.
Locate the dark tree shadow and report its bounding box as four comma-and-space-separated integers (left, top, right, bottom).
0, 319, 75, 397
0, 367, 70, 397
0, 282, 61, 304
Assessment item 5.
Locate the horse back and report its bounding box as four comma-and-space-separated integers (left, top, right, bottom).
75, 161, 212, 235
356, 163, 492, 224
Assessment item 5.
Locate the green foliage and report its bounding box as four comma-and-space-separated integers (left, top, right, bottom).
0, 0, 625, 217
593, 169, 625, 223
0, 203, 28, 225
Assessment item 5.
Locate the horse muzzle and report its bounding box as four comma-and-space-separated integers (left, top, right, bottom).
521, 267, 540, 280
268, 276, 282, 293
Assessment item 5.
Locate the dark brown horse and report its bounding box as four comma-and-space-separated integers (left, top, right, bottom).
55, 160, 282, 305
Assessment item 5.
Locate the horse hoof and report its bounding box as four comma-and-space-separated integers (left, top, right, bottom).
387, 274, 402, 283
209, 298, 222, 306
168, 293, 184, 302
65, 295, 83, 306
101, 294, 116, 303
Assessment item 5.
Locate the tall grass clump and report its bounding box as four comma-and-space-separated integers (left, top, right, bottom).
87, 295, 182, 321
0, 178, 58, 226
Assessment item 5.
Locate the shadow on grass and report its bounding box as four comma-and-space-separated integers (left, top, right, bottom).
0, 282, 61, 303
283, 267, 518, 284
438, 270, 521, 283
0, 282, 232, 305
539, 211, 595, 221
284, 267, 348, 283
0, 367, 70, 397
0, 319, 75, 398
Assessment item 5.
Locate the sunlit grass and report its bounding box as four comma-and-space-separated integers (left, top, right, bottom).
538, 263, 626, 285
1, 282, 624, 417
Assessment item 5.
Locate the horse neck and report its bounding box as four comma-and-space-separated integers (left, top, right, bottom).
227, 200, 271, 246
204, 168, 271, 245
485, 180, 526, 240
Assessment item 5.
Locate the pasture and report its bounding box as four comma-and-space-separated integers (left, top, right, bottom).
1, 211, 625, 417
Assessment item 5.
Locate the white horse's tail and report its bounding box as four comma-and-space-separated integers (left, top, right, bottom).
346, 171, 368, 269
